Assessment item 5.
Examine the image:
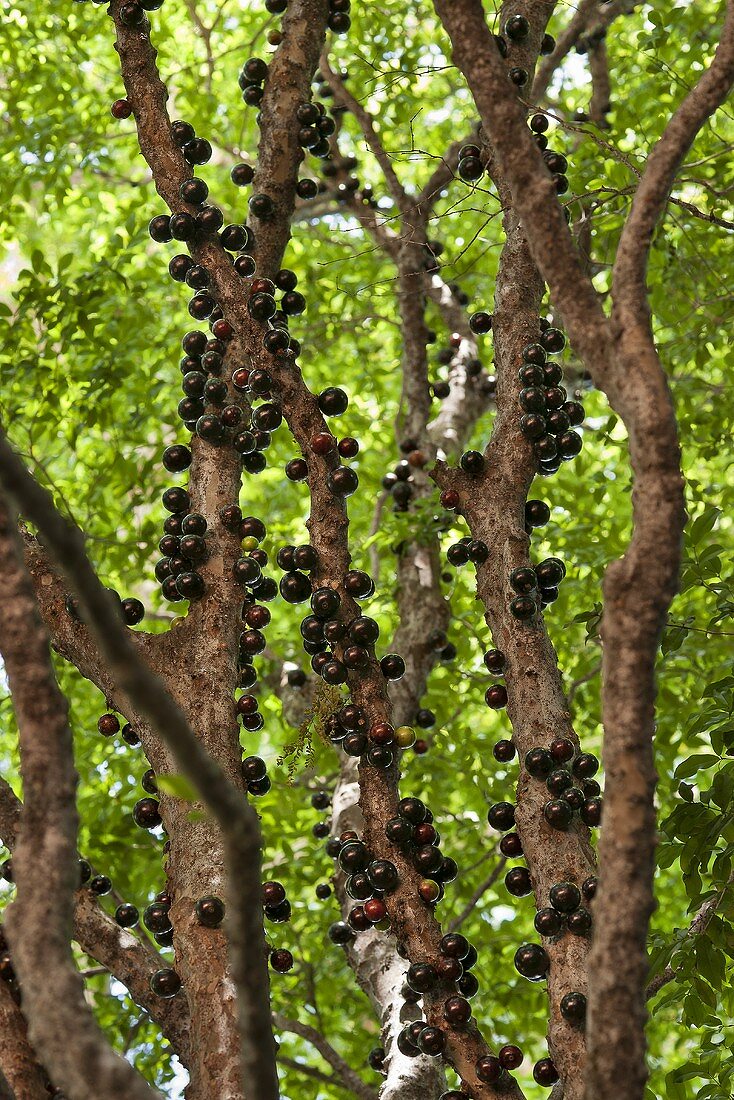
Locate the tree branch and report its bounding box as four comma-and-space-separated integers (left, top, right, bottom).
0, 436, 278, 1100
532, 0, 599, 101
0, 701, 192, 1064
586, 10, 734, 1098
588, 38, 611, 127
319, 55, 411, 213
0, 491, 160, 1100
433, 0, 614, 388
107, 3, 330, 1094
447, 858, 507, 934
532, 0, 638, 102
274, 1013, 379, 1100
0, 977, 49, 1100
73, 890, 192, 1063
433, 212, 595, 1100
251, 1, 331, 277
431, 2, 734, 1098
330, 760, 447, 1100
645, 873, 734, 1000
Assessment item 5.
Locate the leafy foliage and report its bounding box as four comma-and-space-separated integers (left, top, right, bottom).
1, 1, 733, 1097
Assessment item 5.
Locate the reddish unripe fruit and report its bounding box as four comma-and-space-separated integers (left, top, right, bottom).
262, 881, 286, 906
338, 436, 359, 458
485, 684, 508, 709
414, 822, 437, 845
443, 996, 472, 1026
349, 905, 370, 931
414, 739, 428, 754
440, 489, 460, 510
419, 879, 440, 903
408, 449, 427, 467
245, 605, 271, 628
111, 98, 132, 118
212, 319, 233, 340
270, 948, 294, 973
98, 713, 120, 736
549, 736, 575, 762
435, 956, 462, 981
499, 1044, 523, 1069
236, 694, 259, 716
484, 648, 506, 674
370, 721, 395, 745
476, 1055, 503, 1083
312, 432, 336, 455
364, 898, 387, 923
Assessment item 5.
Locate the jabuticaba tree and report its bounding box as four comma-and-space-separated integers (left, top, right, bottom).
0, 0, 733, 1097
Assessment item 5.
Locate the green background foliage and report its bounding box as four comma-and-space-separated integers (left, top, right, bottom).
1, 0, 733, 1096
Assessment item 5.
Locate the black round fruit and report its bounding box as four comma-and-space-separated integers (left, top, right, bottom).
533, 1058, 559, 1086
514, 943, 550, 981
500, 832, 523, 858
144, 903, 173, 934
505, 14, 529, 38
567, 907, 593, 935
534, 907, 564, 936
406, 962, 438, 993
90, 874, 112, 896
510, 566, 537, 594
549, 881, 581, 912
115, 903, 139, 928
505, 867, 532, 896
487, 802, 515, 831
150, 968, 182, 998
510, 595, 537, 621
525, 747, 554, 779
133, 797, 162, 829
544, 799, 574, 830
328, 920, 354, 945
195, 895, 225, 927
560, 991, 587, 1024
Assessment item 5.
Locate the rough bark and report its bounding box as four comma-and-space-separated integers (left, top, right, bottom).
0, 1068, 13, 1100
432, 3, 734, 1098
0, 978, 49, 1100
0, 778, 191, 1061
73, 890, 192, 1063
586, 10, 734, 1098
532, 0, 638, 102
433, 0, 614, 385
424, 6, 596, 1095
107, 2, 329, 1094
434, 209, 595, 1100
0, 492, 160, 1100
250, 0, 331, 276
0, 437, 275, 1100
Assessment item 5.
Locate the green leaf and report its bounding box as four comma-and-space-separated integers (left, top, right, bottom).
675, 755, 719, 779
